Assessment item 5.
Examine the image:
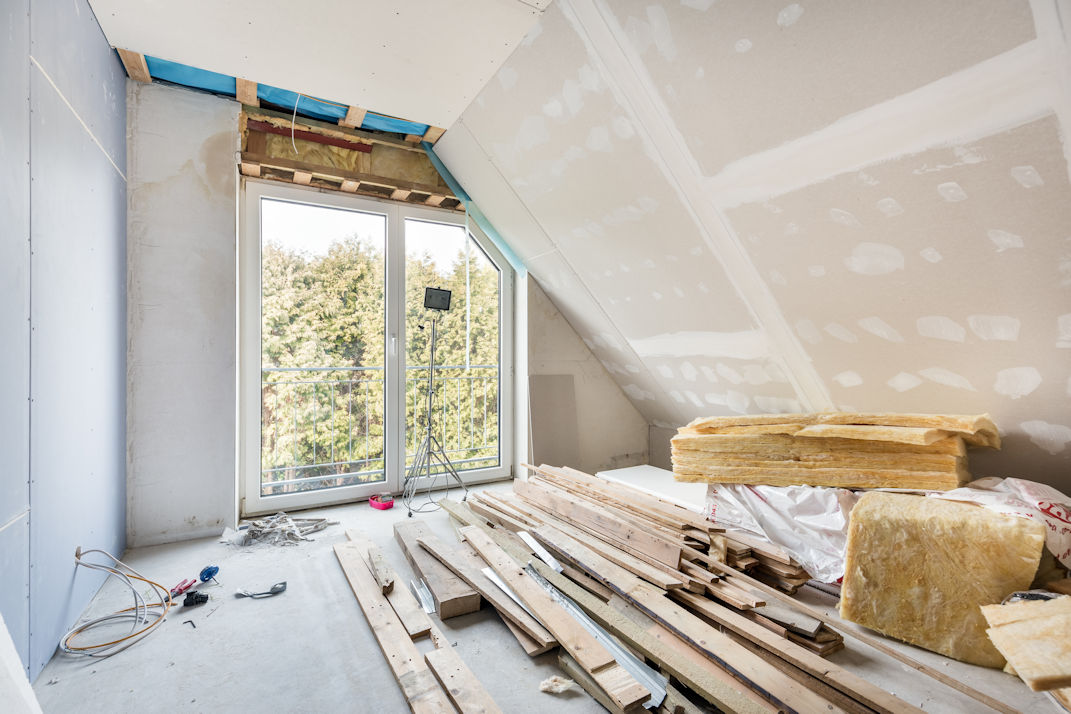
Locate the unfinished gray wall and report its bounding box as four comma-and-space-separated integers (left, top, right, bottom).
436, 0, 1071, 490
126, 82, 238, 547
0, 0, 128, 679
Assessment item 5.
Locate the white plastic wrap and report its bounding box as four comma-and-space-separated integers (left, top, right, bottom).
706, 484, 859, 582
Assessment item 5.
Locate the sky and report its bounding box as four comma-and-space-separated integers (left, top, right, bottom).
260, 197, 476, 273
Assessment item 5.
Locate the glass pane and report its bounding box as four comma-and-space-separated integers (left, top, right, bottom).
405, 219, 500, 477
259, 198, 386, 496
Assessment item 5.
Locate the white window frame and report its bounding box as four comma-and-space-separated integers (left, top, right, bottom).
239, 179, 513, 516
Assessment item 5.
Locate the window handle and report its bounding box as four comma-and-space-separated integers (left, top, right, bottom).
390, 334, 397, 357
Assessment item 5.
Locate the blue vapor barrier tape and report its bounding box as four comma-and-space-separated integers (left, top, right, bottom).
142, 56, 430, 136
423, 142, 526, 274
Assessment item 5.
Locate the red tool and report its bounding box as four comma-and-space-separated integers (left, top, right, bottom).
169, 579, 196, 600
370, 493, 394, 510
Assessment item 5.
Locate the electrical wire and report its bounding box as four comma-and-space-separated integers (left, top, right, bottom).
59, 548, 171, 658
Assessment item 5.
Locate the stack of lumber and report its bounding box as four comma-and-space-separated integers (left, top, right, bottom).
722, 530, 812, 594
672, 412, 1000, 490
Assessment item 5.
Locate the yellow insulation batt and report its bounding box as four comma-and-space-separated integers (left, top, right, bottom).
839, 492, 1046, 668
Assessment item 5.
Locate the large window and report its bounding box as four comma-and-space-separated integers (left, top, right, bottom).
240, 182, 513, 514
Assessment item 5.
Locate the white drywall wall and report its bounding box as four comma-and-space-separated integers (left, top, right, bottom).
528, 279, 648, 473
127, 83, 239, 546
437, 0, 1071, 489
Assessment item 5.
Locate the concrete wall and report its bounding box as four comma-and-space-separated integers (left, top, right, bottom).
527, 279, 648, 473
0, 0, 128, 679
437, 0, 1071, 490
126, 82, 238, 547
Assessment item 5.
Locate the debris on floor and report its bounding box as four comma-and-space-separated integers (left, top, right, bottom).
234, 582, 287, 599
223, 512, 338, 546
539, 675, 574, 694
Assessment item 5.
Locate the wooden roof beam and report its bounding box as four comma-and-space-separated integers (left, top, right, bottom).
116, 49, 151, 83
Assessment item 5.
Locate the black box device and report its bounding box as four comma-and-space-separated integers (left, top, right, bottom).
424, 287, 452, 311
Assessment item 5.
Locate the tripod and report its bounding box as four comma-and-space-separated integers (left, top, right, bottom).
403, 315, 469, 516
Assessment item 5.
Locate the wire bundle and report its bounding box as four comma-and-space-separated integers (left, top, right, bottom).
59, 548, 171, 658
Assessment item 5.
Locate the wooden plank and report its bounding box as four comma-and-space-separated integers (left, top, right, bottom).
248, 105, 427, 153
333, 543, 452, 713
405, 133, 424, 143
502, 616, 556, 656
416, 534, 555, 649
339, 105, 367, 129
241, 151, 455, 199
422, 126, 446, 144
391, 188, 413, 201
366, 544, 395, 594
239, 161, 261, 178
236, 78, 259, 107
117, 49, 151, 83
460, 526, 650, 712
424, 646, 503, 714
425, 194, 446, 207
345, 530, 432, 639
292, 170, 312, 185
395, 521, 480, 619
340, 179, 361, 193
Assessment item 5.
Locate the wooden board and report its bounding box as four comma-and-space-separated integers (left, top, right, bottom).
366, 544, 395, 594
502, 615, 556, 656
345, 530, 432, 639
395, 521, 481, 619
425, 646, 503, 714
235, 78, 259, 107
117, 49, 151, 83
333, 543, 452, 713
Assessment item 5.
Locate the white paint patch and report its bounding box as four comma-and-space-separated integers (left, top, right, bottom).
845, 243, 904, 275
630, 330, 769, 359
784, 222, 800, 236
833, 371, 863, 388
776, 3, 804, 27
920, 247, 943, 263
917, 316, 966, 342
695, 67, 705, 80
622, 383, 652, 401
858, 316, 904, 342
795, 319, 822, 345
1010, 165, 1043, 188
716, 363, 744, 385
1020, 420, 1071, 455
647, 5, 677, 61
684, 390, 704, 408
968, 315, 1020, 341
1059, 314, 1071, 348
742, 365, 771, 386
657, 364, 674, 379
824, 322, 858, 343
497, 66, 519, 91
705, 392, 726, 405
700, 366, 719, 383
673, 287, 685, 299
769, 269, 787, 286
697, 282, 710, 294
611, 115, 635, 139
726, 390, 751, 414
561, 78, 583, 116
807, 265, 826, 277
829, 208, 861, 227
626, 364, 641, 374
518, 115, 550, 149
586, 125, 612, 152
937, 181, 968, 202
887, 372, 923, 392
669, 390, 685, 404
876, 197, 903, 217
681, 0, 717, 10
734, 38, 753, 53
987, 228, 1024, 252
578, 64, 601, 93
681, 361, 699, 382
754, 395, 801, 413
919, 367, 976, 391
994, 367, 1041, 399
857, 171, 880, 186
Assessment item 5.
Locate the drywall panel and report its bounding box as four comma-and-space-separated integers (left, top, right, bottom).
88, 0, 544, 129
605, 0, 1036, 177
528, 280, 647, 473
725, 114, 1071, 486
29, 65, 127, 675
0, 516, 30, 676
127, 82, 238, 546
0, 0, 30, 527
529, 374, 582, 468
29, 0, 126, 172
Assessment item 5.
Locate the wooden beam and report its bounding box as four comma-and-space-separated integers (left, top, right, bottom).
340, 106, 367, 129
292, 170, 312, 185
333, 543, 453, 713
390, 188, 412, 201
345, 530, 432, 639
425, 194, 447, 207
422, 126, 446, 144
366, 544, 394, 594
395, 522, 480, 619
405, 134, 424, 143
236, 78, 259, 107
424, 646, 503, 714
239, 161, 261, 178
241, 151, 455, 199
340, 179, 361, 193
247, 106, 425, 153
116, 49, 151, 83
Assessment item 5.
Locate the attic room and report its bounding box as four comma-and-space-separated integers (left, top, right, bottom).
3, 0, 1071, 711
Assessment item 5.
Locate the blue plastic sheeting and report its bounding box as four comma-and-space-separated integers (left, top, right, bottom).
143, 55, 430, 136
423, 142, 525, 274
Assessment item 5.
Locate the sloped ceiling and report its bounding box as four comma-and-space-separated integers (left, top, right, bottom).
435, 0, 1071, 487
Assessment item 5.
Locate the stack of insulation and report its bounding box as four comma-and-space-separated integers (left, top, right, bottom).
671, 412, 1000, 490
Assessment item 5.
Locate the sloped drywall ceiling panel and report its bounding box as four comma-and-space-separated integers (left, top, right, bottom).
437, 0, 1071, 487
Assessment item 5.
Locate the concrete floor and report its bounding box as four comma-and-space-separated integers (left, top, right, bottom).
33, 478, 1059, 713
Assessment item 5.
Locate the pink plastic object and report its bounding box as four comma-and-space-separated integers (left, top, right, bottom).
369, 493, 394, 510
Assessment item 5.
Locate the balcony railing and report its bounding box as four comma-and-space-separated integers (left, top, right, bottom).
260, 364, 499, 496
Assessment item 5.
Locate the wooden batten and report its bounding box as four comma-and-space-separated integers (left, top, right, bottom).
292, 170, 312, 185
117, 49, 151, 83
236, 78, 259, 107
390, 188, 412, 201
422, 126, 446, 144
340, 179, 361, 193
339, 105, 367, 129
425, 194, 446, 207
239, 161, 261, 178
404, 133, 424, 143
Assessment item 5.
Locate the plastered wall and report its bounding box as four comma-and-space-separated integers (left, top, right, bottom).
0, 0, 128, 678
436, 0, 1071, 489
127, 83, 238, 546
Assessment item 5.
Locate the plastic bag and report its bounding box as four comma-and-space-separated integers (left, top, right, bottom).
706, 484, 858, 583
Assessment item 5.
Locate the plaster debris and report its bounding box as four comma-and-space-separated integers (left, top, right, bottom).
858, 316, 904, 342
920, 247, 944, 263
776, 3, 804, 28
1010, 165, 1044, 188
917, 316, 966, 342
824, 322, 858, 343
829, 208, 861, 227
1020, 420, 1071, 455
876, 197, 904, 216
845, 242, 904, 275
734, 38, 753, 53
226, 513, 338, 546
987, 228, 1024, 252
937, 181, 968, 202
968, 315, 1020, 341
833, 371, 863, 388
994, 367, 1042, 399
919, 367, 976, 392
887, 372, 923, 392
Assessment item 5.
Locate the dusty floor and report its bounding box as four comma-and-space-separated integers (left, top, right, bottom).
33, 477, 1057, 713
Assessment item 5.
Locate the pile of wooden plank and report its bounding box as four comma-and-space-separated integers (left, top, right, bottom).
671, 412, 1000, 490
